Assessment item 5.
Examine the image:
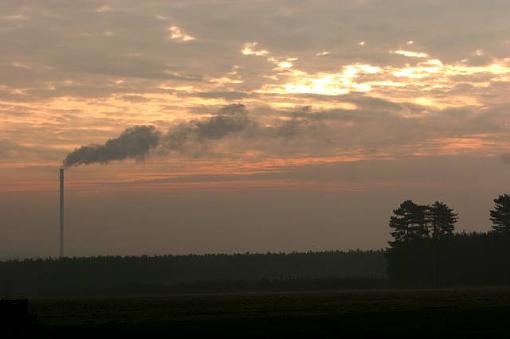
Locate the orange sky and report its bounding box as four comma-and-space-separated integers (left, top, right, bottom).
1, 0, 510, 257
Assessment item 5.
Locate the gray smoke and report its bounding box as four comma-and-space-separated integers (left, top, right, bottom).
163, 104, 253, 152
63, 125, 161, 167
63, 104, 254, 166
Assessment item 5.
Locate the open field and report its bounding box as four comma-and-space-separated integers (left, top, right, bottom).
14, 288, 510, 338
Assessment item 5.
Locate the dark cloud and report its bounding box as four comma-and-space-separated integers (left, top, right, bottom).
121, 95, 153, 103
194, 91, 251, 100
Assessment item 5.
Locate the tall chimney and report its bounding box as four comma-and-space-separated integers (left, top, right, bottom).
59, 168, 64, 258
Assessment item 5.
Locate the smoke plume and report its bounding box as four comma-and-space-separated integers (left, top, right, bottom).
163, 104, 253, 152
63, 125, 160, 167
63, 104, 253, 167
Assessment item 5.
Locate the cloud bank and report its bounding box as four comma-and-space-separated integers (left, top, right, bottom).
1, 0, 509, 173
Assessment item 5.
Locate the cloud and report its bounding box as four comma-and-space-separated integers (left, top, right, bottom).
1, 0, 510, 170
261, 63, 382, 96
168, 25, 196, 42
194, 91, 250, 100
241, 42, 269, 56
0, 139, 62, 162
392, 50, 430, 58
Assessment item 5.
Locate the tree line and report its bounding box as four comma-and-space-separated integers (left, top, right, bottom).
0, 251, 386, 297
387, 194, 510, 286
2, 195, 509, 296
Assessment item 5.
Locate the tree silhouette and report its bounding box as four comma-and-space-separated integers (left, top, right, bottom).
387, 197, 510, 287
428, 201, 457, 239
389, 200, 429, 246
490, 194, 510, 234
0, 251, 387, 297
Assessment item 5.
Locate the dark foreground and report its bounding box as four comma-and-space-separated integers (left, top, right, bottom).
7, 288, 510, 338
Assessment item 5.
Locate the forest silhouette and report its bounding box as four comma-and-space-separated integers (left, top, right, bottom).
386, 194, 510, 287
1, 194, 510, 297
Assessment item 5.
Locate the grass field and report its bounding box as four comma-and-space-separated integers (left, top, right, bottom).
13, 288, 510, 338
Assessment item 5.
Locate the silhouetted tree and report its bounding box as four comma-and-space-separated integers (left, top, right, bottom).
389, 200, 429, 246
425, 202, 457, 286
428, 201, 457, 239
387, 196, 510, 287
490, 194, 510, 234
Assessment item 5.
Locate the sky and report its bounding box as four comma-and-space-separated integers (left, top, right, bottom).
1, 0, 510, 258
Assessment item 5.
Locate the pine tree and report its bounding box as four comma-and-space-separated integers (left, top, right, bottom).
428, 201, 457, 239
389, 200, 429, 246
490, 194, 510, 234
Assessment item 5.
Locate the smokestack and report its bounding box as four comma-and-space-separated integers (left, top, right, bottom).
59, 168, 64, 258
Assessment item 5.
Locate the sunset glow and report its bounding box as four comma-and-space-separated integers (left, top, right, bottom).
1, 0, 510, 257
